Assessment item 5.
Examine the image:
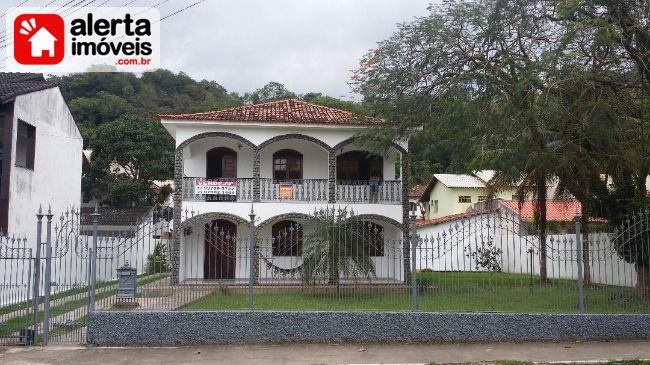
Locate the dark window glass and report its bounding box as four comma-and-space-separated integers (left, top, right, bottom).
272, 220, 303, 256
336, 151, 383, 182
15, 120, 35, 170
273, 149, 303, 181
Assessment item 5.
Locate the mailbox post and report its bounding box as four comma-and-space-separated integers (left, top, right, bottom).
117, 262, 137, 300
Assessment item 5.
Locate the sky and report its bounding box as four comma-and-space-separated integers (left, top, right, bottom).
0, 0, 433, 99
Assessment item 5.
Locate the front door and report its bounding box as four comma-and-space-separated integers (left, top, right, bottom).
204, 220, 237, 280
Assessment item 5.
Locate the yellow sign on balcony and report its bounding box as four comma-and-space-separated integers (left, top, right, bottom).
279, 184, 293, 199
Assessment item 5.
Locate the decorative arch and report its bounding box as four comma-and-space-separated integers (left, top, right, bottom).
333, 136, 406, 155
255, 212, 312, 234
179, 212, 249, 229
258, 133, 331, 151
176, 131, 256, 152
345, 214, 404, 231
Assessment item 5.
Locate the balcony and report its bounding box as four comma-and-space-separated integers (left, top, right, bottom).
260, 178, 328, 202
181, 177, 402, 204
182, 177, 255, 202
336, 180, 402, 204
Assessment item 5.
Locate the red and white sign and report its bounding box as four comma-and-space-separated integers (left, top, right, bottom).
13, 13, 65, 65
195, 179, 237, 196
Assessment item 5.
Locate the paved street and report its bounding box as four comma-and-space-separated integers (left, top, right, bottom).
1, 340, 650, 365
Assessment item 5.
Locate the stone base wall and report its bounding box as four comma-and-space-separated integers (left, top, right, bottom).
88, 311, 650, 346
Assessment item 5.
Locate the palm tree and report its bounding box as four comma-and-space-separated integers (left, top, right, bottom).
301, 207, 378, 291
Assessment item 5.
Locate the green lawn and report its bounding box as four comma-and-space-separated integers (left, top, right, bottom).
181, 272, 648, 313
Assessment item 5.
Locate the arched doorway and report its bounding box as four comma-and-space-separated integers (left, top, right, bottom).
336, 151, 383, 183
206, 147, 237, 179
204, 219, 237, 280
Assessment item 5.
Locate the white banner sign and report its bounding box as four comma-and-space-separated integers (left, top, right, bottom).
195, 179, 237, 196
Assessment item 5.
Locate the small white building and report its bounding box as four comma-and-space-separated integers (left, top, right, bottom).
158, 99, 409, 284
0, 73, 83, 243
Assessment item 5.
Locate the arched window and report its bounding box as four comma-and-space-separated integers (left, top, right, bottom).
363, 221, 384, 256
336, 151, 383, 182
272, 220, 303, 256
273, 149, 303, 181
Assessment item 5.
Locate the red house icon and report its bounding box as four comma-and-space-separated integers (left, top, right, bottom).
14, 14, 64, 65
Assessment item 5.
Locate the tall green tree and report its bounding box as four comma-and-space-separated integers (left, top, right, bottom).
354, 0, 574, 280
84, 114, 174, 208
245, 81, 297, 104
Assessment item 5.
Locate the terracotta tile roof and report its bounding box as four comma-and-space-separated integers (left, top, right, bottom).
501, 200, 605, 222
0, 72, 57, 103
157, 99, 383, 126
408, 184, 427, 199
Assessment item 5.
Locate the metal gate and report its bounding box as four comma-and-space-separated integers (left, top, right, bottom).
0, 207, 91, 345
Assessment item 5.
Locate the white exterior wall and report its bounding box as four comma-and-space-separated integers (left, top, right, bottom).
259, 139, 329, 179
416, 216, 636, 287
6, 88, 82, 243
179, 215, 404, 283
182, 136, 255, 178
170, 122, 368, 149
182, 201, 403, 227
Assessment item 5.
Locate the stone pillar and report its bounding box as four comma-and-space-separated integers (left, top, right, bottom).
328, 149, 336, 203
253, 147, 260, 202
171, 147, 183, 285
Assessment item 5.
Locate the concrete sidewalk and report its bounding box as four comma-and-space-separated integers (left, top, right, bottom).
1, 340, 649, 365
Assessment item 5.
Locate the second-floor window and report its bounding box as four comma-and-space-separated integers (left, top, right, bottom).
433, 200, 439, 213
478, 196, 487, 202
273, 149, 303, 181
458, 196, 472, 203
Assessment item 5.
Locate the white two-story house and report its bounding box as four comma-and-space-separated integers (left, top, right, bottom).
158, 99, 409, 284
0, 73, 83, 243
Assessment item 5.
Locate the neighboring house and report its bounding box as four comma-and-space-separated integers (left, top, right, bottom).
418, 172, 517, 220
408, 184, 426, 219
417, 170, 574, 221
158, 99, 409, 283
0, 73, 83, 243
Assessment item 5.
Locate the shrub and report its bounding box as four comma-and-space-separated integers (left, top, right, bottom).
146, 242, 170, 274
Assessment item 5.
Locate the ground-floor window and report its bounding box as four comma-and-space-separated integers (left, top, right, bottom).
272, 220, 303, 256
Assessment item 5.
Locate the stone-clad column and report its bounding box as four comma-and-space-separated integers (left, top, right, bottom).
171, 147, 183, 285
253, 147, 260, 202
328, 149, 336, 203
400, 149, 410, 284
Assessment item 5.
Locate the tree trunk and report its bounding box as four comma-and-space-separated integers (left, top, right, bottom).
536, 177, 548, 282
636, 263, 650, 301
328, 238, 340, 288
580, 208, 591, 288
